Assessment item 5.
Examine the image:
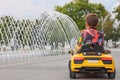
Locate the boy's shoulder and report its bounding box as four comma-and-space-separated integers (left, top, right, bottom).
81, 29, 98, 33
81, 29, 104, 37
81, 29, 103, 33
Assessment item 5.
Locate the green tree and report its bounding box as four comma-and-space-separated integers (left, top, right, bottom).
113, 5, 120, 21
55, 0, 108, 30
112, 27, 120, 42
113, 4, 120, 41
98, 14, 115, 41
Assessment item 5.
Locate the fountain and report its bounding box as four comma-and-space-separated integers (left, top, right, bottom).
0, 11, 80, 63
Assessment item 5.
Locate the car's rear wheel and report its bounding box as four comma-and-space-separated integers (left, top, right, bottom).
69, 60, 76, 79
70, 70, 76, 79
108, 70, 116, 79
68, 60, 70, 70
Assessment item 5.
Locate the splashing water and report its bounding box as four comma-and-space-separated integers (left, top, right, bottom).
0, 11, 80, 62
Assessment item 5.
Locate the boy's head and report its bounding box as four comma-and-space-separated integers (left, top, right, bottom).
85, 13, 98, 29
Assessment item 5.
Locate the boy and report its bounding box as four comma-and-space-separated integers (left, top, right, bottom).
76, 13, 104, 52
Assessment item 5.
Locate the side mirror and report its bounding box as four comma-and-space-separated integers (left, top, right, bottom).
68, 50, 74, 55
104, 50, 111, 54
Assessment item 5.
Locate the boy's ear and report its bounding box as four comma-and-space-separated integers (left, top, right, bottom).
96, 23, 98, 27
85, 22, 88, 26
85, 22, 89, 29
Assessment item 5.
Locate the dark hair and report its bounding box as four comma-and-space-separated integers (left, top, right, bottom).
85, 13, 98, 27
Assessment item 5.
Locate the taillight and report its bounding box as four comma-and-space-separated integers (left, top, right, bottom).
74, 57, 84, 60
74, 57, 84, 64
101, 57, 112, 64
101, 57, 112, 60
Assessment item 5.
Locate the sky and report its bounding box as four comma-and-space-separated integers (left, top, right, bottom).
90, 0, 118, 12
0, 0, 119, 19
28, 0, 118, 12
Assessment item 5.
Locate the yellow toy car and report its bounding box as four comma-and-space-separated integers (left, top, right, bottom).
68, 45, 116, 79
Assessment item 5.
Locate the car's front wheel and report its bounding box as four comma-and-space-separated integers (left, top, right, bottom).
108, 70, 116, 79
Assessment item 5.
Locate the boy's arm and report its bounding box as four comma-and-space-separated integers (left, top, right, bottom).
74, 34, 83, 52
74, 30, 86, 53
98, 32, 104, 46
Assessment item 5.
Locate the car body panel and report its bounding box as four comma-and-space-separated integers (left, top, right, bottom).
70, 53, 115, 73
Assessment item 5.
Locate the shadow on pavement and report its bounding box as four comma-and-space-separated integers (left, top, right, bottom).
74, 73, 108, 80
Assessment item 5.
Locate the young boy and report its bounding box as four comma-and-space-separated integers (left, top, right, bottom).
75, 13, 104, 52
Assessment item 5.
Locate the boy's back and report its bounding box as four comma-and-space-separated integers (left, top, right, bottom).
81, 28, 104, 46
75, 13, 104, 52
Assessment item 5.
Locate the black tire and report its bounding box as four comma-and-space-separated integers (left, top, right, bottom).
108, 71, 116, 79
68, 60, 76, 79
70, 70, 76, 79
68, 60, 71, 70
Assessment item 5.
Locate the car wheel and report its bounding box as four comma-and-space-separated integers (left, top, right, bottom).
69, 60, 76, 79
68, 60, 71, 70
70, 70, 76, 79
108, 71, 116, 79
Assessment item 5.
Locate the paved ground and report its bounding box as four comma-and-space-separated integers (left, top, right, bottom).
0, 48, 119, 80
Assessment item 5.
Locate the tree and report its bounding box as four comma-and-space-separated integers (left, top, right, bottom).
112, 27, 120, 42
97, 14, 115, 41
55, 0, 108, 30
113, 5, 120, 21
113, 4, 120, 41
55, 0, 118, 42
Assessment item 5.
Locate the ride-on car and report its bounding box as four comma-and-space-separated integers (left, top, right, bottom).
68, 45, 116, 79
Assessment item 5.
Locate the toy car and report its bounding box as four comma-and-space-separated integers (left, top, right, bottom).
68, 45, 116, 79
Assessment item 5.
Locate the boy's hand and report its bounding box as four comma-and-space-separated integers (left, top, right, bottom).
77, 42, 81, 46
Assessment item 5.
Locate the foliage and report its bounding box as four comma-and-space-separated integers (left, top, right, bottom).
113, 5, 120, 21
113, 4, 120, 41
55, 0, 120, 41
55, 0, 108, 30
98, 14, 116, 41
